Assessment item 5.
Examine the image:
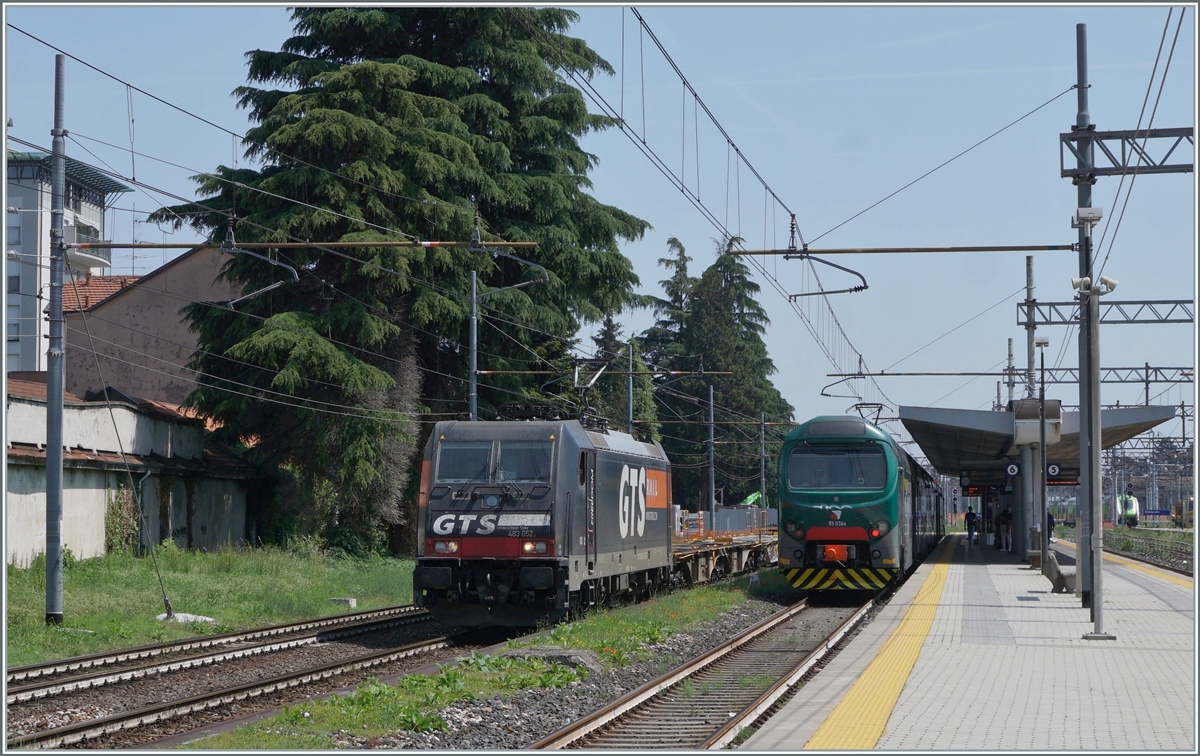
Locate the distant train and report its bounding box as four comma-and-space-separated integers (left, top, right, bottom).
777, 416, 943, 591
1173, 497, 1194, 529
412, 419, 680, 627
1117, 494, 1139, 527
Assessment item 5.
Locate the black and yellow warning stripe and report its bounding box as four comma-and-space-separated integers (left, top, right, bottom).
784, 566, 896, 590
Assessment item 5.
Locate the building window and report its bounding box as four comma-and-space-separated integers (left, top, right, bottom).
67, 185, 83, 213
6, 222, 19, 245
7, 321, 19, 342
7, 274, 19, 293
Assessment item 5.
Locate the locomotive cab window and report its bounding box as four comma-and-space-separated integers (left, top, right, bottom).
436, 442, 492, 482
496, 441, 553, 483
787, 445, 887, 490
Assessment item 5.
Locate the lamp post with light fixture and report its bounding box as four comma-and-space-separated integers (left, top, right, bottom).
1037, 336, 1050, 573
1071, 205, 1117, 640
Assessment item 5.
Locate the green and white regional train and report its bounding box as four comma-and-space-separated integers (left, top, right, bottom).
777, 416, 944, 591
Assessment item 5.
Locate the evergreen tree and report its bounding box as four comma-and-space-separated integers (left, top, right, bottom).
642, 237, 793, 511
582, 313, 626, 423
575, 318, 662, 441
151, 8, 648, 551
640, 237, 694, 370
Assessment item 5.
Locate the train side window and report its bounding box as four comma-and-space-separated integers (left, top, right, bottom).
579, 451, 587, 486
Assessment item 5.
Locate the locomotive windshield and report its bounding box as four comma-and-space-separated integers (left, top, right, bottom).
435, 440, 553, 483
787, 445, 887, 490
436, 442, 492, 482
497, 441, 553, 483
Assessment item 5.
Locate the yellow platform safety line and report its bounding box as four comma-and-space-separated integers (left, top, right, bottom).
804, 542, 954, 750
1054, 540, 1193, 590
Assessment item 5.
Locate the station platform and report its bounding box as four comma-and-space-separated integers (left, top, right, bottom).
744, 533, 1195, 751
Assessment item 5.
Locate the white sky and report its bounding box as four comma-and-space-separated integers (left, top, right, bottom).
4, 3, 1196, 446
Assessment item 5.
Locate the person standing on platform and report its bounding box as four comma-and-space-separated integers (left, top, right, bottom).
965, 506, 978, 546
1046, 510, 1055, 544
999, 504, 1014, 552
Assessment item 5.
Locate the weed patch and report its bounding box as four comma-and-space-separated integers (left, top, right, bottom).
5, 545, 414, 666
508, 580, 753, 664
184, 573, 773, 749
189, 657, 589, 749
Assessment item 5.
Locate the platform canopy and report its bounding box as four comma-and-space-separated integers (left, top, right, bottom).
899, 404, 1177, 488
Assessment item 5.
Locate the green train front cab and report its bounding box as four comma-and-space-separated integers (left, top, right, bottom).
776, 417, 904, 590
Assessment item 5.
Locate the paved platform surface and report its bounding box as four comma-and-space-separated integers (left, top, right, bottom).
744, 533, 1195, 751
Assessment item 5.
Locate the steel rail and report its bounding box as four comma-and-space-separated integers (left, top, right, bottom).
6, 604, 423, 685
700, 601, 874, 749
5, 635, 453, 750
6, 610, 432, 704
529, 600, 809, 749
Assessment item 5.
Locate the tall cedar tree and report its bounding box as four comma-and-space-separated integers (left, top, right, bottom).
151, 8, 648, 550
643, 238, 794, 510
640, 237, 693, 370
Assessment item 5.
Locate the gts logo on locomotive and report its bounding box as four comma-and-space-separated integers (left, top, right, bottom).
431, 513, 550, 536
619, 465, 649, 539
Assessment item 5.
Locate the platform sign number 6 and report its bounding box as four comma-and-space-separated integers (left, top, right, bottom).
1006, 463, 1020, 477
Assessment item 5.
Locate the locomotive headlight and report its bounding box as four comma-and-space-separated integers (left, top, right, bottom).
872, 520, 891, 538
784, 521, 803, 538
483, 494, 500, 508
433, 540, 459, 554
521, 540, 548, 554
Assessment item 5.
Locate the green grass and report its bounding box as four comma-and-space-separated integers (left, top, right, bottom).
737, 673, 776, 691
1060, 525, 1193, 544
184, 571, 778, 749
510, 579, 753, 663
191, 660, 589, 750
5, 541, 414, 667
1121, 527, 1192, 543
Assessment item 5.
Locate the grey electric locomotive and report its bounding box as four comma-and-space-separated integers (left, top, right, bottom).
413, 420, 673, 627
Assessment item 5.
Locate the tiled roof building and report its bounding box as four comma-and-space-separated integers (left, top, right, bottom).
62, 274, 142, 312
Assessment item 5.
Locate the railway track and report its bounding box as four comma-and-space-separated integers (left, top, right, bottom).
6, 603, 426, 686
6, 606, 432, 705
6, 634, 455, 750
529, 598, 872, 750
4, 605, 474, 750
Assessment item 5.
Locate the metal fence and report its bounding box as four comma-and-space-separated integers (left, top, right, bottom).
1061, 529, 1193, 575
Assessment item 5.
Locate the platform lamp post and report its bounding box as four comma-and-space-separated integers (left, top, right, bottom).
1072, 206, 1117, 640
1037, 336, 1050, 573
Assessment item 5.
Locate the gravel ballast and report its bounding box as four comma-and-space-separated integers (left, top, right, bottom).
323, 596, 789, 750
